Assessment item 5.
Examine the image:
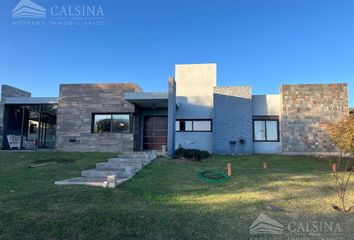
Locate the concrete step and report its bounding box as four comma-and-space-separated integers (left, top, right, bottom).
108, 158, 147, 164
55, 151, 158, 189
96, 162, 143, 170
81, 169, 135, 178
120, 152, 158, 159
54, 177, 129, 188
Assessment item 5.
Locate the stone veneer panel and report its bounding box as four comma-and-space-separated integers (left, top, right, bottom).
281, 84, 349, 153
213, 86, 253, 154
56, 84, 142, 152
0, 85, 31, 149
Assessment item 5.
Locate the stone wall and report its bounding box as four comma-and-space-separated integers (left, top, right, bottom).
281, 84, 348, 153
0, 85, 31, 149
213, 86, 253, 154
1, 85, 31, 101
56, 84, 142, 152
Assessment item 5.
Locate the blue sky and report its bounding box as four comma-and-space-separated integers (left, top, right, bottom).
0, 0, 353, 106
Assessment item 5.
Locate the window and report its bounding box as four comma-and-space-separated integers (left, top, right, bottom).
92, 113, 130, 133
176, 120, 212, 132
253, 117, 279, 142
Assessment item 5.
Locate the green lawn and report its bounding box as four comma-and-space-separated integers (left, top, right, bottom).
0, 152, 353, 240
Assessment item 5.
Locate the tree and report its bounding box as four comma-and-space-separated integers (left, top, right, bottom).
325, 115, 354, 213
350, 108, 354, 115
326, 115, 354, 155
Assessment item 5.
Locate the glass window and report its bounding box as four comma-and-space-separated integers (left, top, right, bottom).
112, 114, 130, 133
175, 120, 212, 132
253, 118, 279, 142
193, 121, 212, 131
254, 121, 266, 141
93, 114, 130, 133
175, 121, 180, 131
266, 121, 278, 141
94, 114, 111, 133
185, 121, 193, 131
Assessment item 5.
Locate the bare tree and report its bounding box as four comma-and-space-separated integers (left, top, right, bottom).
332, 157, 353, 212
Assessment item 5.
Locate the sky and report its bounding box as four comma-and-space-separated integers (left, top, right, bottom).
0, 0, 353, 106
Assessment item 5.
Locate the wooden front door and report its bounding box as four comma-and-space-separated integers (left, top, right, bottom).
143, 116, 168, 150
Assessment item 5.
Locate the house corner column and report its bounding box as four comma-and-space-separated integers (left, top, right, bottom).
167, 77, 176, 158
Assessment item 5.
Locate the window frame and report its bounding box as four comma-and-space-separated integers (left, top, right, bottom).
252, 116, 280, 142
175, 119, 212, 132
91, 113, 132, 134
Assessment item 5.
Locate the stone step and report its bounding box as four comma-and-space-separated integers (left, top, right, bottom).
54, 177, 129, 188
96, 162, 143, 170
120, 152, 158, 159
81, 169, 135, 178
55, 152, 158, 189
108, 158, 148, 164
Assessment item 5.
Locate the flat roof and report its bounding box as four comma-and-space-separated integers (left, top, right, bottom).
4, 97, 59, 105
124, 92, 168, 108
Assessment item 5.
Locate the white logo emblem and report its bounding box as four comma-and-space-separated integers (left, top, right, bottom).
249, 213, 284, 235
12, 0, 46, 19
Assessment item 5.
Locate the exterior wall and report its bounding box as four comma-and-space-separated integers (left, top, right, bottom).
213, 86, 253, 154
0, 85, 31, 149
281, 84, 349, 154
252, 94, 282, 154
174, 64, 216, 152
1, 85, 31, 101
56, 84, 141, 152
175, 132, 212, 151
175, 64, 216, 118
252, 94, 281, 116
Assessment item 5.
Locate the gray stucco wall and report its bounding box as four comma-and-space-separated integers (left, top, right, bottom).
252, 94, 282, 154
56, 83, 141, 152
213, 86, 253, 154
281, 84, 349, 154
0, 85, 31, 149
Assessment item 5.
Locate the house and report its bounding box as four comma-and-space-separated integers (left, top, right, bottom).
0, 63, 349, 156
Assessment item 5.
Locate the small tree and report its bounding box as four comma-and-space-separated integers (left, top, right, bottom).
325, 115, 354, 156
325, 115, 354, 213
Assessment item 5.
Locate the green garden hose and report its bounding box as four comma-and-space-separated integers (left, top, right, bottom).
197, 170, 230, 183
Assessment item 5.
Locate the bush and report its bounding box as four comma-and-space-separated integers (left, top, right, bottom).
325, 115, 354, 156
174, 148, 209, 161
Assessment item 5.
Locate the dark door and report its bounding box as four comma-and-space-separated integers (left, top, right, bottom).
143, 116, 168, 150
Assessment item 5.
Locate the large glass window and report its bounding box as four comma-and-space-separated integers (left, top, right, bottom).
253, 118, 279, 142
176, 120, 212, 132
92, 114, 130, 133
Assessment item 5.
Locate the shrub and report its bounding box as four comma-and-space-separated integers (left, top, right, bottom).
174, 148, 209, 161
325, 115, 354, 156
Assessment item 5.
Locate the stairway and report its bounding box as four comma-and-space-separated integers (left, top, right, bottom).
55, 151, 159, 188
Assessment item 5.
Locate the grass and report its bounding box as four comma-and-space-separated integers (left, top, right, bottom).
0, 152, 353, 239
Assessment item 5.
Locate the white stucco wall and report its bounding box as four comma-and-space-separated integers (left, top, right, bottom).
252, 94, 281, 116
174, 64, 216, 152
175, 64, 216, 119
252, 94, 282, 154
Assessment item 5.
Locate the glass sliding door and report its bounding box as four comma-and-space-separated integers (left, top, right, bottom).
3, 104, 57, 150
